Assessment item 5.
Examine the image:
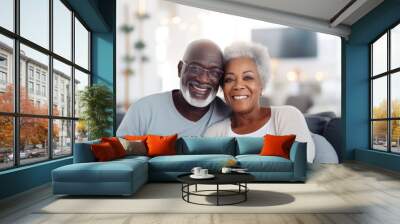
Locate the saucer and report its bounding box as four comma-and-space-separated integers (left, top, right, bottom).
190, 174, 215, 179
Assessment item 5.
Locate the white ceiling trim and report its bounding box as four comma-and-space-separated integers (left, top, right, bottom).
330, 0, 368, 27
165, 0, 351, 38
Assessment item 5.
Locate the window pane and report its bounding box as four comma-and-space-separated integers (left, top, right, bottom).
53, 59, 72, 117
372, 121, 388, 151
391, 72, 400, 118
53, 0, 72, 60
0, 34, 14, 112
372, 33, 387, 76
74, 69, 89, 118
0, 0, 14, 31
391, 24, 400, 70
20, 0, 49, 49
75, 18, 89, 70
20, 117, 49, 165
372, 77, 387, 119
0, 116, 13, 170
391, 120, 400, 153
20, 44, 49, 115
53, 119, 72, 157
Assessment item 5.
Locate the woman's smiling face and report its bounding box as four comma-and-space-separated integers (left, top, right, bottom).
223, 57, 263, 114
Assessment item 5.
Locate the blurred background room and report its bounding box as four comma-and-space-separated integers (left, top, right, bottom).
115, 0, 342, 128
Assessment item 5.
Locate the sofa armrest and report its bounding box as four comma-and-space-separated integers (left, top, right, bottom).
73, 140, 100, 163
289, 141, 307, 181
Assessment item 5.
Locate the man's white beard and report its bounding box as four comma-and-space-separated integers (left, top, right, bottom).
180, 79, 217, 108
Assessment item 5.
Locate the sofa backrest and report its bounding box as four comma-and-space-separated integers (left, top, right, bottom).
235, 137, 264, 155
73, 139, 100, 163
178, 137, 236, 155
76, 136, 307, 160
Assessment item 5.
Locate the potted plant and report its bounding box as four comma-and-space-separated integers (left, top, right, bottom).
79, 84, 113, 140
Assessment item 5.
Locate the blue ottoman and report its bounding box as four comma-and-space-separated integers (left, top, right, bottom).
52, 156, 148, 196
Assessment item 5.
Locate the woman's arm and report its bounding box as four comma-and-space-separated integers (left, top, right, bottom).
274, 106, 315, 163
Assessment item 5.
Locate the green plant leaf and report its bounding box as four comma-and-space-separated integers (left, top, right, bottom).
79, 84, 114, 140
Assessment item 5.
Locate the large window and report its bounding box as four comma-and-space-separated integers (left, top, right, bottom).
370, 23, 400, 153
0, 0, 91, 171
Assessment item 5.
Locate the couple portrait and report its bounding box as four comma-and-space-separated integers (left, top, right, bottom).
117, 39, 315, 163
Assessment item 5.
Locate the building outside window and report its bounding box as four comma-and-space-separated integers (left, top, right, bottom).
41, 85, 46, 97
0, 54, 7, 67
0, 54, 7, 89
35, 70, 40, 81
28, 81, 34, 94
41, 73, 46, 83
28, 66, 34, 79
0, 71, 6, 84
35, 83, 40, 95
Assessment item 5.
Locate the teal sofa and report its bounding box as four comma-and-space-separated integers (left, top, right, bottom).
52, 137, 307, 196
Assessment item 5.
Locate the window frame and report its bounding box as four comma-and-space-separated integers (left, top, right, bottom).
370, 20, 400, 154
0, 0, 92, 171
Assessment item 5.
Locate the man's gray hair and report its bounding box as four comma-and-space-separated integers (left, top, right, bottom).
223, 42, 271, 89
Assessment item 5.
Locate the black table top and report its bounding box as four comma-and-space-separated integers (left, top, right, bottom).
177, 172, 255, 185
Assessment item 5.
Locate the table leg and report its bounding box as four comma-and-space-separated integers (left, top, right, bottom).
245, 183, 247, 201
187, 184, 190, 202
217, 184, 219, 206
195, 184, 197, 192
181, 184, 183, 199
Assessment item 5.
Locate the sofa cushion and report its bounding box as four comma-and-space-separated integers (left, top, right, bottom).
147, 134, 178, 157
115, 155, 150, 164
91, 142, 118, 161
236, 137, 263, 155
124, 135, 148, 141
236, 155, 293, 172
53, 163, 137, 183
148, 154, 235, 172
260, 134, 296, 159
118, 138, 147, 156
179, 137, 235, 155
101, 137, 127, 158
53, 157, 148, 183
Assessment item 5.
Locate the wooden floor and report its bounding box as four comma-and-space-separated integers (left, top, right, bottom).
1, 162, 400, 224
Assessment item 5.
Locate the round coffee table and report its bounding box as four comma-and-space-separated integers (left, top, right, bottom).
177, 173, 255, 206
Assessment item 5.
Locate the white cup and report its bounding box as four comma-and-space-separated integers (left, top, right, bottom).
221, 167, 232, 174
191, 167, 202, 176
200, 169, 208, 176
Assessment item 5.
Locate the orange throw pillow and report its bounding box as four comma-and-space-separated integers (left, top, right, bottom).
91, 142, 117, 161
124, 135, 148, 141
146, 134, 178, 157
260, 134, 296, 159
101, 137, 127, 158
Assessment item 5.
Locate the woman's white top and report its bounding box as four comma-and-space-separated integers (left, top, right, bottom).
204, 105, 315, 163
227, 112, 276, 137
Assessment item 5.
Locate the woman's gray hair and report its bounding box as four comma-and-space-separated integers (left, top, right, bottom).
223, 41, 271, 89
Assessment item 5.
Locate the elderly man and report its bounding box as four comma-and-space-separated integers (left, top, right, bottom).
116, 39, 230, 137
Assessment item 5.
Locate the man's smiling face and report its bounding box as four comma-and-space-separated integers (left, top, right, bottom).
179, 41, 223, 108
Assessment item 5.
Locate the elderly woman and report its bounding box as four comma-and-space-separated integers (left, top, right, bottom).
204, 42, 315, 163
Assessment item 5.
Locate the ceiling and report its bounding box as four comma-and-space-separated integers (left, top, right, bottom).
165, 0, 384, 38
